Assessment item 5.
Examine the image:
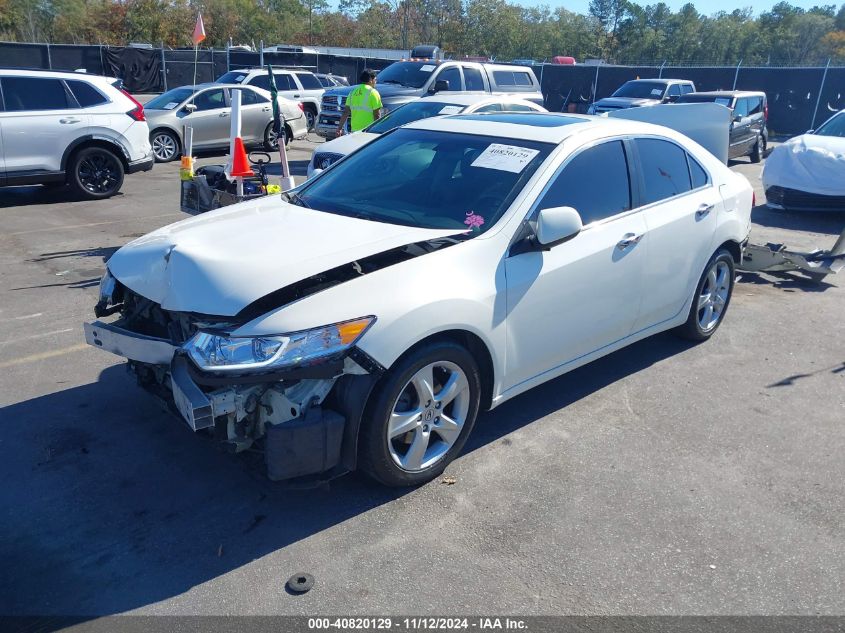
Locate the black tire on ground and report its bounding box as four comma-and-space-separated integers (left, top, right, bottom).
150, 129, 180, 163
263, 123, 287, 151
358, 340, 482, 487
67, 146, 125, 200
750, 137, 763, 163
675, 248, 736, 342
304, 106, 316, 131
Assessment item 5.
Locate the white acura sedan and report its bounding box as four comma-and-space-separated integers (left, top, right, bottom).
85, 113, 752, 487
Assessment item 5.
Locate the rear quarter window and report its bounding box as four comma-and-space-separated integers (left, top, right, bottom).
67, 80, 109, 107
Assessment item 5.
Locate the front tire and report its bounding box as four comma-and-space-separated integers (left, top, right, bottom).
359, 341, 481, 487
151, 129, 180, 163
675, 249, 735, 341
68, 147, 124, 200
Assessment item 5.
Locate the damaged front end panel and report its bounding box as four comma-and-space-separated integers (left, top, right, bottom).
86, 282, 382, 481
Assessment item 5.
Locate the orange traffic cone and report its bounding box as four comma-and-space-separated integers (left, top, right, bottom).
230, 137, 254, 178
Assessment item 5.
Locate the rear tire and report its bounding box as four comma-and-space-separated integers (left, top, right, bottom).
675, 249, 735, 342
359, 341, 481, 487
750, 137, 763, 163
68, 146, 125, 200
304, 106, 316, 131
263, 123, 287, 151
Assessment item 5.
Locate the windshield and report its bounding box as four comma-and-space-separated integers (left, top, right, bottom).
366, 101, 466, 135
376, 62, 438, 89
612, 81, 667, 99
295, 128, 553, 233
814, 111, 845, 137
216, 71, 248, 84
145, 88, 194, 109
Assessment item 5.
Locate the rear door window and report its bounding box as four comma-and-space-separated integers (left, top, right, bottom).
734, 98, 749, 117
668, 84, 682, 97
463, 66, 485, 91
295, 73, 323, 90
634, 138, 692, 205
688, 154, 709, 189
66, 80, 108, 107
747, 96, 763, 116
536, 140, 631, 225
238, 88, 268, 104
1, 77, 71, 111
274, 74, 296, 90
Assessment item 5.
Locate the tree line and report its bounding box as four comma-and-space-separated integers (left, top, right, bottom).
2, 0, 844, 65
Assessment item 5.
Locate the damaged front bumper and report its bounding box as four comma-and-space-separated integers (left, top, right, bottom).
83, 318, 381, 482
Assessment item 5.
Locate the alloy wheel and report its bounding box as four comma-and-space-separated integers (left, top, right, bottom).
387, 361, 470, 472
152, 133, 177, 162
77, 152, 121, 195
697, 260, 731, 332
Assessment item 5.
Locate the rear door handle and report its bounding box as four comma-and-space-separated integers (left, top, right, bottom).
262, 106, 271, 112
219, 111, 229, 117
59, 118, 81, 124
293, 94, 301, 98
617, 232, 644, 250
696, 203, 715, 218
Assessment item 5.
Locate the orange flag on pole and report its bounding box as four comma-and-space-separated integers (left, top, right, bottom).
192, 14, 206, 46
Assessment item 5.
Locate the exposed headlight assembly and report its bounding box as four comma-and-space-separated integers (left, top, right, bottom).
184, 316, 375, 373
94, 269, 123, 317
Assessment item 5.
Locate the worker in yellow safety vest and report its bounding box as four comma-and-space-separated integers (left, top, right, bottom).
336, 69, 383, 136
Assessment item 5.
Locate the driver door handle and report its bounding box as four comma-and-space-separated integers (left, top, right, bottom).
617, 232, 644, 250
219, 111, 230, 117
59, 117, 81, 124
696, 203, 714, 218
262, 106, 271, 111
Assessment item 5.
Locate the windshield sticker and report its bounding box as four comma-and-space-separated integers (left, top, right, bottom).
234, 75, 245, 82
464, 212, 485, 229
438, 105, 462, 114
420, 64, 436, 72
163, 102, 179, 109
651, 88, 663, 96
471, 143, 540, 173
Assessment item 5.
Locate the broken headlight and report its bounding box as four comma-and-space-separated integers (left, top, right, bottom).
94, 269, 123, 317
183, 316, 375, 373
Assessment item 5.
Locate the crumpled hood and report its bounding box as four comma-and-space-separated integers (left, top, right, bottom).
108, 199, 463, 316
594, 97, 660, 109
762, 134, 845, 197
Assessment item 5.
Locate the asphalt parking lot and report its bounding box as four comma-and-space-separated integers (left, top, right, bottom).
0, 135, 843, 618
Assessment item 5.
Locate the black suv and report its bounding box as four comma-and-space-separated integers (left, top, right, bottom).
676, 91, 768, 162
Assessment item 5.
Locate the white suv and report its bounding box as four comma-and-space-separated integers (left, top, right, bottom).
0, 69, 153, 199
216, 68, 323, 130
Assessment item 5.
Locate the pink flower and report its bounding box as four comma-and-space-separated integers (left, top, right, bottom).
464, 211, 485, 229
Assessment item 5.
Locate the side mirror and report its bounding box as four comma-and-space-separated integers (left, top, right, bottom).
308, 168, 323, 179
806, 129, 815, 134
536, 206, 583, 246
732, 114, 743, 123
429, 79, 450, 94
184, 103, 197, 114
666, 95, 680, 103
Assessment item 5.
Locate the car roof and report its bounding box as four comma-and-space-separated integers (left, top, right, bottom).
683, 90, 765, 97
230, 67, 314, 74
416, 94, 538, 107
0, 68, 118, 83
404, 111, 668, 144
625, 78, 692, 84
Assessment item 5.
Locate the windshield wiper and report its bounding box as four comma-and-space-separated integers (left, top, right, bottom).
379, 79, 406, 85
283, 191, 311, 208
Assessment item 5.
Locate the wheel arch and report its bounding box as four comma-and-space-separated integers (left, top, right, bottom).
717, 239, 742, 264
61, 136, 130, 171
333, 328, 496, 476
149, 126, 182, 148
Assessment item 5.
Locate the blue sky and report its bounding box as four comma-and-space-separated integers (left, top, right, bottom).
522, 0, 837, 15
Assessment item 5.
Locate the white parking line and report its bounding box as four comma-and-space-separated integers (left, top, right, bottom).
0, 343, 90, 369
0, 328, 75, 346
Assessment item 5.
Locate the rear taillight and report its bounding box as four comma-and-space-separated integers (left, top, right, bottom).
121, 89, 145, 121
297, 102, 304, 112
763, 103, 768, 121
752, 191, 756, 207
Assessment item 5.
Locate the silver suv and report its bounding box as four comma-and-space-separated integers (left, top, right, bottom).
216, 68, 324, 130
0, 69, 153, 199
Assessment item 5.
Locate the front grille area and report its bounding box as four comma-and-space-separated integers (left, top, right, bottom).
320, 95, 345, 113
116, 287, 234, 346
766, 186, 845, 212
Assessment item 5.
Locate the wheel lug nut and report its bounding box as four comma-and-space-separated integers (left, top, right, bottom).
425, 400, 431, 407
